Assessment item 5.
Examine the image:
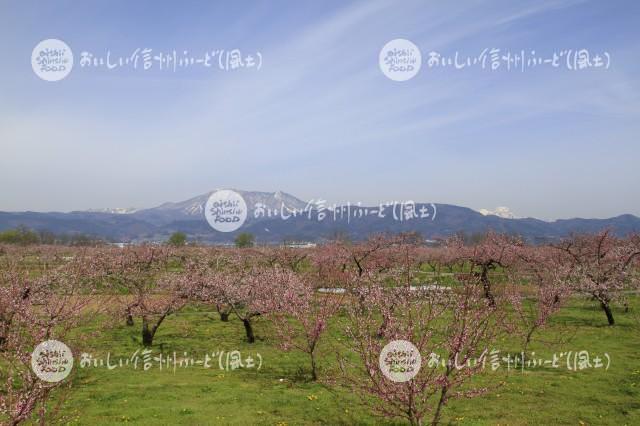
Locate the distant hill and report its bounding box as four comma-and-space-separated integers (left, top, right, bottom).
0, 189, 638, 243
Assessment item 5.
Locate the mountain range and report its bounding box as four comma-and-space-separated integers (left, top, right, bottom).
1, 189, 639, 244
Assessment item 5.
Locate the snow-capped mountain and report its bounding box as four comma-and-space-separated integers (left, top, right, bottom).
1, 190, 638, 244
478, 206, 518, 219
129, 189, 309, 226
86, 207, 138, 215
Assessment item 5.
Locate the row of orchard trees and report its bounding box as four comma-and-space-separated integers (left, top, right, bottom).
1, 230, 639, 425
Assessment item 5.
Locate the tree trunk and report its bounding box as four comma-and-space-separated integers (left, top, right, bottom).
376, 314, 391, 338
432, 385, 448, 425
217, 304, 230, 322
522, 325, 537, 364
432, 365, 452, 426
1, 317, 13, 349
38, 398, 46, 426
480, 267, 495, 307
601, 301, 615, 326
243, 318, 255, 343
142, 318, 155, 346
407, 391, 422, 425
310, 350, 318, 381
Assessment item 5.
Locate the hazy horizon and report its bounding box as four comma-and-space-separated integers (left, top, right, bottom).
1, 187, 637, 222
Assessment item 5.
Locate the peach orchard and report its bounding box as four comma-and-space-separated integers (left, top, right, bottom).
1, 230, 639, 425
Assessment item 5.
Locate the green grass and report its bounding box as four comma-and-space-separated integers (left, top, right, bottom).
29, 298, 640, 425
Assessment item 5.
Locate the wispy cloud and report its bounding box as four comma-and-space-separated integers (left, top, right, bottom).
0, 0, 638, 218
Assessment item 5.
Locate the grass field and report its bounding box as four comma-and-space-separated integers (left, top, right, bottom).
38, 296, 640, 426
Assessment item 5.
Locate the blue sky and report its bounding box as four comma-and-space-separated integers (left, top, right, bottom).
0, 0, 639, 219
